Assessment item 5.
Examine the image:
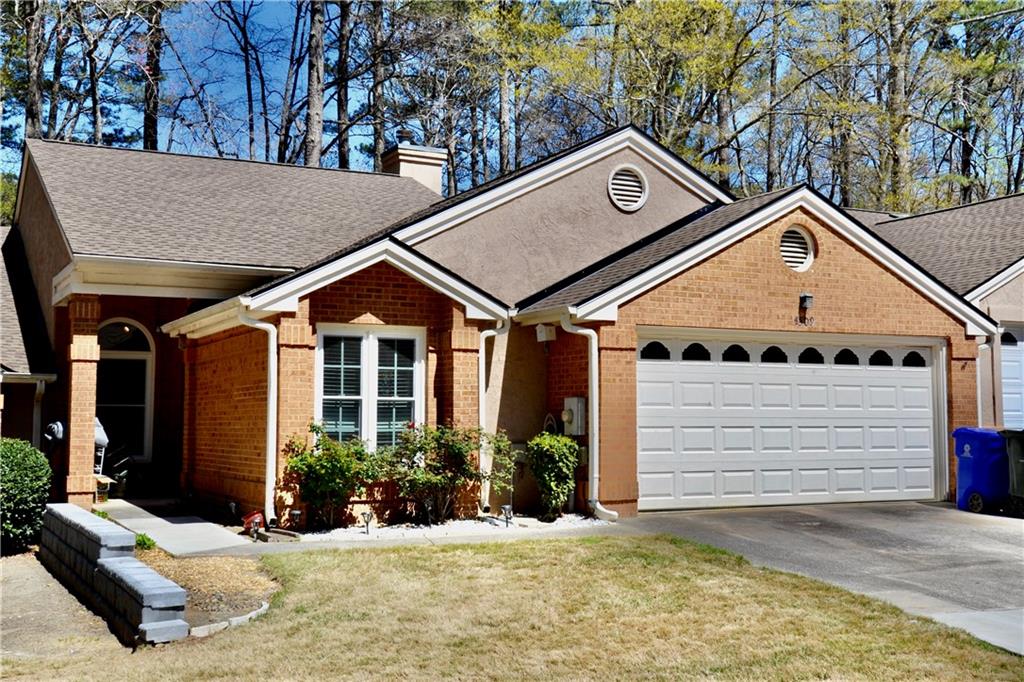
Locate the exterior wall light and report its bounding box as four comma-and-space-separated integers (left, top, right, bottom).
799, 293, 814, 309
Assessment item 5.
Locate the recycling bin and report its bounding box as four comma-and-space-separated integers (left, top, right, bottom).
952, 428, 1008, 513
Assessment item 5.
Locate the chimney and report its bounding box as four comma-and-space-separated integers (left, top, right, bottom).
382, 128, 446, 195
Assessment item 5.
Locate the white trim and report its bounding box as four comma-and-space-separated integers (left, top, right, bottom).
568, 188, 996, 336
396, 127, 733, 246
237, 311, 279, 522
245, 239, 507, 320
314, 324, 427, 451
96, 318, 155, 463
965, 257, 1024, 305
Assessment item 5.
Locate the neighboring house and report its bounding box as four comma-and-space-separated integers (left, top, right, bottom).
0, 126, 1004, 522
873, 197, 1024, 430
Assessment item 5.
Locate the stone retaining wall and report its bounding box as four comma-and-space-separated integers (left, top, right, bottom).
38, 503, 189, 645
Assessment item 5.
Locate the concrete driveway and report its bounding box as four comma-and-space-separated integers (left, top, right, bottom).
624, 502, 1024, 655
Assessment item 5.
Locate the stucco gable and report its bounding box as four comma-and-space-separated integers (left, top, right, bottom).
415, 145, 721, 304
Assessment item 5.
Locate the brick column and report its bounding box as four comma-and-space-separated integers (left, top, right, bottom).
66, 295, 100, 508
277, 302, 316, 465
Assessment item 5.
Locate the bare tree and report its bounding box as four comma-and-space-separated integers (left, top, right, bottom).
303, 0, 325, 166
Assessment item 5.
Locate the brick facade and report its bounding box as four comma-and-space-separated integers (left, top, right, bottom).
181, 262, 484, 517
547, 207, 978, 517
65, 295, 101, 507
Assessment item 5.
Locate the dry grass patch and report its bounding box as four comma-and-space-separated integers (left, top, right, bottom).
4, 535, 1021, 681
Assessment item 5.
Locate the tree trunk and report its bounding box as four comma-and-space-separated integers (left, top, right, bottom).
304, 0, 325, 167
469, 104, 480, 186
23, 0, 44, 140
46, 8, 70, 138
143, 4, 164, 151
499, 69, 510, 174
336, 0, 352, 169
765, 0, 780, 191
277, 3, 305, 163
885, 0, 908, 210
716, 89, 732, 189
370, 0, 385, 172
837, 5, 853, 207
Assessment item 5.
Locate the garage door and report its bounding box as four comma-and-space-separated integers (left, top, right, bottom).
637, 336, 939, 510
1003, 326, 1024, 428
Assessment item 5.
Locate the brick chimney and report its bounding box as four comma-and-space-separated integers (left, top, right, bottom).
382, 128, 446, 194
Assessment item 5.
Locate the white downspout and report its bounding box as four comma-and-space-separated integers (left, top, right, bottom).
559, 314, 618, 521
238, 311, 278, 523
478, 318, 508, 510
32, 379, 46, 448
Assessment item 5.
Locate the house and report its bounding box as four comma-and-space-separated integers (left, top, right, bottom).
0, 126, 1009, 522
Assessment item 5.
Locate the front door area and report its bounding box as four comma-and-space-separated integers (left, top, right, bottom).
96, 320, 154, 470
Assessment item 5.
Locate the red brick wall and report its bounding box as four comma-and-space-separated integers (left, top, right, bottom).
185, 326, 268, 511
548, 207, 978, 517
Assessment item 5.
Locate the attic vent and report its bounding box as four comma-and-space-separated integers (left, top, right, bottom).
608, 165, 648, 212
780, 227, 814, 271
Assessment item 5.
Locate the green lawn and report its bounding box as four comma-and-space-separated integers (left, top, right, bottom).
6, 535, 1022, 680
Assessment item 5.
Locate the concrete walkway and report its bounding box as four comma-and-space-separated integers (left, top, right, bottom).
625, 502, 1024, 655
96, 499, 249, 556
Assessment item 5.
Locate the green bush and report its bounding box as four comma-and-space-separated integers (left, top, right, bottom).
135, 533, 156, 550
380, 425, 513, 523
526, 433, 579, 521
1, 438, 52, 554
284, 423, 376, 528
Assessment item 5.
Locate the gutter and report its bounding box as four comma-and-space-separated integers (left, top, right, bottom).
478, 318, 509, 510
559, 314, 618, 521
237, 310, 278, 524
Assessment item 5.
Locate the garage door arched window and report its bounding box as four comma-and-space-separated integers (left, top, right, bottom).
834, 348, 860, 365
798, 347, 825, 364
722, 344, 750, 362
639, 341, 671, 360
761, 346, 788, 363
902, 351, 926, 367
1003, 331, 1019, 346
869, 350, 893, 366
681, 343, 711, 361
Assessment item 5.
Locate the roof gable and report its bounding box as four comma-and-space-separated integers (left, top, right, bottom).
518, 186, 996, 337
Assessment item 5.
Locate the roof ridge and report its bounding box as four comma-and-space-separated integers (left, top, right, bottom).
876, 191, 1024, 225
26, 137, 413, 180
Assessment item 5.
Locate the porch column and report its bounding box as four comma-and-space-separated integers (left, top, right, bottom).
66, 294, 100, 508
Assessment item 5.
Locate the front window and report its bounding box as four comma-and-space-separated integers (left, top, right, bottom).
318, 327, 424, 449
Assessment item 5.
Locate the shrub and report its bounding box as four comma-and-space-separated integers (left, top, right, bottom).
284, 423, 375, 528
526, 433, 579, 521
1, 438, 52, 554
381, 425, 513, 523
135, 533, 156, 550
92, 510, 110, 520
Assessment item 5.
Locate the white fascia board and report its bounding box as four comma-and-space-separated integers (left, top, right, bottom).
396, 128, 733, 246
159, 297, 278, 339
247, 240, 508, 321
965, 257, 1024, 306
573, 188, 997, 336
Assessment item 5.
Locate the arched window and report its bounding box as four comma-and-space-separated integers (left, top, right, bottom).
1002, 331, 1019, 346
681, 343, 711, 361
869, 350, 893, 366
722, 344, 750, 362
96, 320, 155, 465
798, 347, 825, 364
639, 341, 671, 360
902, 351, 926, 367
761, 345, 788, 363
834, 348, 860, 365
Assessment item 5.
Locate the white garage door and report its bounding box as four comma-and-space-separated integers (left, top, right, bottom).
1003, 326, 1024, 429
637, 336, 940, 510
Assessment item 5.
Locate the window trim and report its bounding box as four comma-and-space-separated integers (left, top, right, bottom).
97, 318, 155, 462
314, 324, 427, 450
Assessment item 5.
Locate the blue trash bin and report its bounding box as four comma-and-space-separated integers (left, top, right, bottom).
952, 428, 1009, 513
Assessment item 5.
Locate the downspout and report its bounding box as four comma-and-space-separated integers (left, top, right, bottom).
560, 314, 618, 521
238, 310, 278, 524
478, 318, 509, 510
32, 380, 46, 448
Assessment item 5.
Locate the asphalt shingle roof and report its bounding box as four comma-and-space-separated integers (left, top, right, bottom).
872, 193, 1024, 295
1, 226, 53, 375
24, 139, 440, 269
518, 186, 798, 313
844, 208, 903, 228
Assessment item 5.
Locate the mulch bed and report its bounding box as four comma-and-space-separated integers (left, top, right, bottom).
137, 550, 278, 626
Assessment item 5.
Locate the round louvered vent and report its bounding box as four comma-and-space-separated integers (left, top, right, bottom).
780, 228, 814, 271
608, 165, 648, 212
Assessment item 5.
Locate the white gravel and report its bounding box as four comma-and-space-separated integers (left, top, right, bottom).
300, 514, 609, 543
